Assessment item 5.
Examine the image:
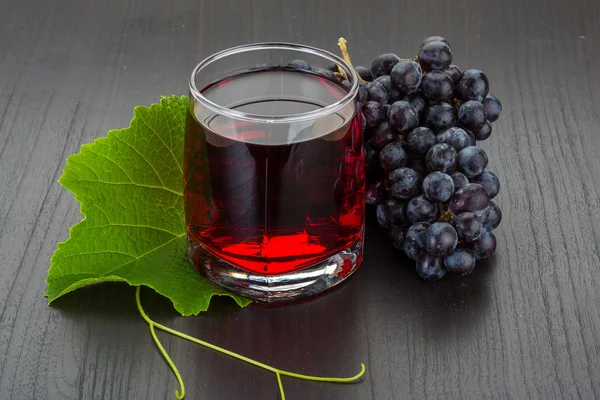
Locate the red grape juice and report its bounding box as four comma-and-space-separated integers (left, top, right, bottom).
184, 68, 364, 276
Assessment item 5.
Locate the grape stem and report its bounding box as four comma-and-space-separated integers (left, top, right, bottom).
337, 37, 367, 84
450, 97, 463, 111
337, 38, 417, 83
135, 287, 366, 399
437, 202, 455, 223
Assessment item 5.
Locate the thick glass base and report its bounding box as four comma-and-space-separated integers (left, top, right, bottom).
188, 232, 364, 303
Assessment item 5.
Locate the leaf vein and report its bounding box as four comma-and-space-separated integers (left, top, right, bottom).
54, 250, 137, 261
60, 179, 183, 196
88, 148, 136, 183
100, 234, 185, 277
46, 96, 248, 315
112, 133, 166, 187
78, 223, 180, 237
137, 111, 183, 175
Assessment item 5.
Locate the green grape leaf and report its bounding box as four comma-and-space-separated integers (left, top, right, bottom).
46, 95, 251, 316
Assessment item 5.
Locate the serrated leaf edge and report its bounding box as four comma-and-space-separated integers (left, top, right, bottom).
45, 95, 250, 315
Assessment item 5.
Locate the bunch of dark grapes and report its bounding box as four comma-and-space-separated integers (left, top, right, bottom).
358, 36, 502, 280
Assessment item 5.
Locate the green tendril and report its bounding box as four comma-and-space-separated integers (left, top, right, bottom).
135, 286, 366, 399
277, 372, 286, 400
148, 323, 185, 399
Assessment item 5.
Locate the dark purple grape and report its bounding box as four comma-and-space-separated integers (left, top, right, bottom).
358, 40, 502, 275
375, 75, 403, 103
326, 63, 339, 72
366, 154, 383, 178
314, 68, 336, 81
423, 171, 454, 202
364, 141, 375, 164
455, 69, 489, 102
482, 94, 502, 122
366, 80, 389, 105
451, 172, 469, 190
365, 186, 378, 205
421, 36, 450, 47
388, 101, 419, 134
458, 101, 487, 131
366, 182, 385, 205
406, 157, 429, 177
424, 102, 457, 133
376, 203, 389, 228
472, 121, 492, 141
483, 201, 502, 231
474, 205, 491, 221
404, 222, 430, 260
371, 53, 401, 79
380, 142, 407, 173
368, 121, 395, 150
406, 194, 439, 223
363, 101, 386, 128
404, 241, 421, 260
444, 64, 462, 82
416, 252, 447, 280
436, 127, 472, 152
372, 74, 392, 89
426, 143, 458, 173
358, 82, 368, 107
449, 183, 490, 215
470, 230, 497, 259
424, 222, 458, 257
385, 167, 421, 200
421, 72, 454, 103
455, 212, 483, 242
466, 130, 476, 145
407, 127, 436, 155
418, 41, 453, 72
404, 90, 428, 118
390, 60, 423, 93
288, 59, 311, 70
341, 80, 352, 90
470, 169, 500, 198
458, 146, 488, 177
355, 66, 373, 82
384, 198, 408, 225
444, 249, 476, 274
389, 225, 406, 250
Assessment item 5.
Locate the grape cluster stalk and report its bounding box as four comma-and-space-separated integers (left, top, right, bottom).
342, 36, 503, 280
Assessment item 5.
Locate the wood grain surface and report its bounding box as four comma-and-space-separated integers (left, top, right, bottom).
1, 0, 600, 399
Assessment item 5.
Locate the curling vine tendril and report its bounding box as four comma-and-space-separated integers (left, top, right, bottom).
136, 287, 365, 399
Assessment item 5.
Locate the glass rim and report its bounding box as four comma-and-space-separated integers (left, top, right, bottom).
188, 42, 360, 124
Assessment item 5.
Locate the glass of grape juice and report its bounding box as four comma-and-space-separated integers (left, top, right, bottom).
185, 43, 364, 302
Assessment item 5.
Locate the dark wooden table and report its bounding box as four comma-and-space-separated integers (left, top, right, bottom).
2, 0, 600, 399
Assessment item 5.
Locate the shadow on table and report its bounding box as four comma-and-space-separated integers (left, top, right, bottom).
356, 209, 495, 338
49, 209, 496, 399
50, 280, 247, 320
52, 210, 495, 334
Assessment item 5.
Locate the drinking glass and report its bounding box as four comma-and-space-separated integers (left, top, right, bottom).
185, 43, 364, 302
